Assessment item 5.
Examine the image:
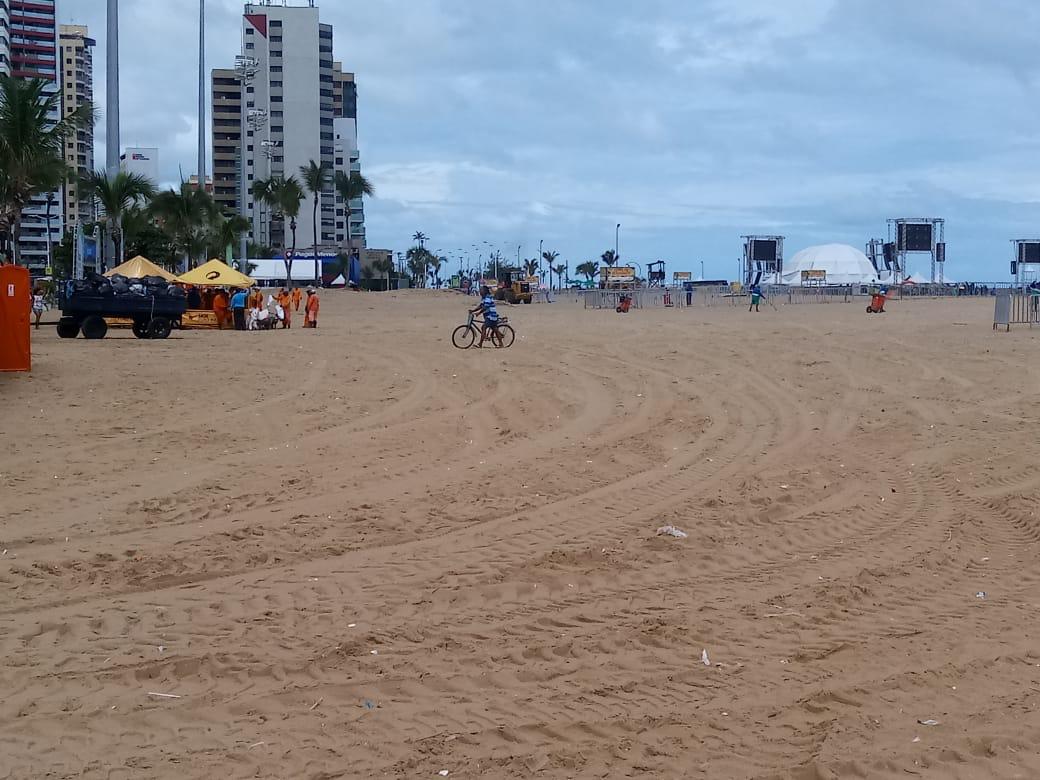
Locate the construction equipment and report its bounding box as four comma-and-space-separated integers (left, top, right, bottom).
494, 270, 534, 304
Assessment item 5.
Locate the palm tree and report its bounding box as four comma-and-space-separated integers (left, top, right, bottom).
542, 249, 559, 289
553, 263, 567, 289
412, 231, 428, 249
405, 245, 426, 287
80, 170, 155, 264
374, 253, 395, 291
0, 76, 92, 263
334, 170, 374, 259
300, 160, 331, 285
267, 175, 305, 285
428, 255, 444, 288
576, 261, 599, 282
250, 177, 275, 248
523, 258, 539, 277
601, 249, 618, 267
149, 182, 219, 271
209, 213, 251, 265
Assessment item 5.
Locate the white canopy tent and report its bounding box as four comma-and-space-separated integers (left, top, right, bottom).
781, 244, 891, 286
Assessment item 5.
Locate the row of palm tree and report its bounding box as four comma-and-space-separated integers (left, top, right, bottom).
0, 76, 92, 263
0, 75, 376, 283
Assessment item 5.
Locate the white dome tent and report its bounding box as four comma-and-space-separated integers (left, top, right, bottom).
781, 244, 890, 286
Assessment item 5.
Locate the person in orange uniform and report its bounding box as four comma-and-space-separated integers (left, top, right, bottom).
291, 286, 303, 312
249, 286, 264, 311
212, 288, 230, 329
276, 287, 292, 328
303, 287, 320, 328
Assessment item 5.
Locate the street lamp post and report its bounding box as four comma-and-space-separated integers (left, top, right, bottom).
538, 238, 543, 281
234, 55, 261, 271
701, 260, 705, 280
616, 223, 621, 262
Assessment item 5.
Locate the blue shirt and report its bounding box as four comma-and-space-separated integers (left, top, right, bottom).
481, 294, 499, 321
230, 290, 248, 309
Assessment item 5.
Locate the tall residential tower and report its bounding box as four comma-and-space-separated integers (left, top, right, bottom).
214, 1, 366, 258
9, 0, 62, 270
59, 24, 96, 230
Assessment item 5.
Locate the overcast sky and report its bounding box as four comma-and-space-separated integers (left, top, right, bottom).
63, 0, 1040, 280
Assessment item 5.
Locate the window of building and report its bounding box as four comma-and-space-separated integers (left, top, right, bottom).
270, 110, 283, 117
270, 20, 282, 26
271, 50, 282, 57
271, 65, 282, 73
247, 145, 254, 152
270, 35, 282, 43
335, 157, 343, 165
271, 125, 283, 133
245, 28, 253, 35
246, 86, 254, 93
271, 80, 282, 88
245, 41, 254, 50
271, 96, 282, 103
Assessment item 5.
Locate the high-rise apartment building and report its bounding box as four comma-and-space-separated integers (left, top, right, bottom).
215, 2, 366, 256
59, 24, 95, 230
9, 0, 62, 270
332, 63, 365, 250
120, 147, 159, 182
0, 2, 11, 76
211, 67, 241, 216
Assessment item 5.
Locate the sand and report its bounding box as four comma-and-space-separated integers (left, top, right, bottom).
2, 291, 1040, 779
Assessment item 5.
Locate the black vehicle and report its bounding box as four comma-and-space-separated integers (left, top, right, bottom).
57, 272, 187, 340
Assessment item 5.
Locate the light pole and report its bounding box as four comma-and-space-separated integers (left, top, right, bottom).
234, 55, 261, 270
537, 238, 543, 281
516, 244, 521, 268
106, 0, 120, 271
615, 223, 621, 262
700, 260, 705, 280
198, 0, 207, 191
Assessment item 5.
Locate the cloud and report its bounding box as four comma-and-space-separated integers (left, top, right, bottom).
60, 0, 1040, 278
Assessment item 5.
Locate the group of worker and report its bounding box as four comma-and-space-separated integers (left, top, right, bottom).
186, 285, 319, 330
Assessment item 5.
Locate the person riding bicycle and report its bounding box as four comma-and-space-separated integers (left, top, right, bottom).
469, 285, 502, 347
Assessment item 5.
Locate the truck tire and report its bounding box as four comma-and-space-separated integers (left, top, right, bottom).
57, 317, 80, 338
132, 319, 151, 339
148, 317, 172, 339
522, 297, 532, 304
81, 316, 108, 340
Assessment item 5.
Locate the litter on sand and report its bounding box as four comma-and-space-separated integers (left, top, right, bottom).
147, 692, 181, 699
917, 719, 940, 726
975, 591, 987, 600
438, 772, 450, 777
701, 649, 711, 666
657, 525, 688, 539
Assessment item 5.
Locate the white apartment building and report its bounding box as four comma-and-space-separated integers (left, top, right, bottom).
215, 1, 366, 257
120, 147, 160, 183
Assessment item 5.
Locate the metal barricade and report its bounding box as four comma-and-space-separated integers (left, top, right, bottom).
994, 291, 1040, 330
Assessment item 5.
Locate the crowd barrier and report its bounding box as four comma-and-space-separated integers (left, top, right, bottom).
993, 291, 1040, 330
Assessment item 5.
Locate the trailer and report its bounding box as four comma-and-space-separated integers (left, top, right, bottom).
57, 292, 187, 340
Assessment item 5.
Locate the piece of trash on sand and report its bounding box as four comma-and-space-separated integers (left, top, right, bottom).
438, 772, 450, 777
701, 649, 711, 666
657, 525, 688, 539
975, 591, 987, 600
912, 736, 921, 743
363, 699, 376, 710
147, 692, 181, 699
917, 719, 940, 726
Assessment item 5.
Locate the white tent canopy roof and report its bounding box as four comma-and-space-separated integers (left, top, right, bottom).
781, 244, 889, 285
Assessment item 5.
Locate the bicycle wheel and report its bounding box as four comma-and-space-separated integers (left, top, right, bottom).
452, 324, 476, 349
496, 324, 516, 348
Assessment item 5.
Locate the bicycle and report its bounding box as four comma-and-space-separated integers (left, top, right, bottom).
452, 313, 515, 349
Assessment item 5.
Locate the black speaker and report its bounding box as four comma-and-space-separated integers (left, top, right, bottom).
1012, 261, 1018, 275
883, 242, 895, 270
936, 242, 946, 263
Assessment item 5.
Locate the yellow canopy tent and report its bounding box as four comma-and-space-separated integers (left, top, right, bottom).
104, 255, 178, 282
177, 259, 255, 288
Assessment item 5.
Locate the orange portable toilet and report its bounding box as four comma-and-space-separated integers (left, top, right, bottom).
0, 264, 31, 372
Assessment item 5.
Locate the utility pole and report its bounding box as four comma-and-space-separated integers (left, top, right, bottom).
105, 0, 120, 272
198, 0, 206, 192
615, 223, 621, 262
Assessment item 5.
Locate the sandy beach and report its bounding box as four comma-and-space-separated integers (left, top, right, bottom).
3, 291, 1040, 779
